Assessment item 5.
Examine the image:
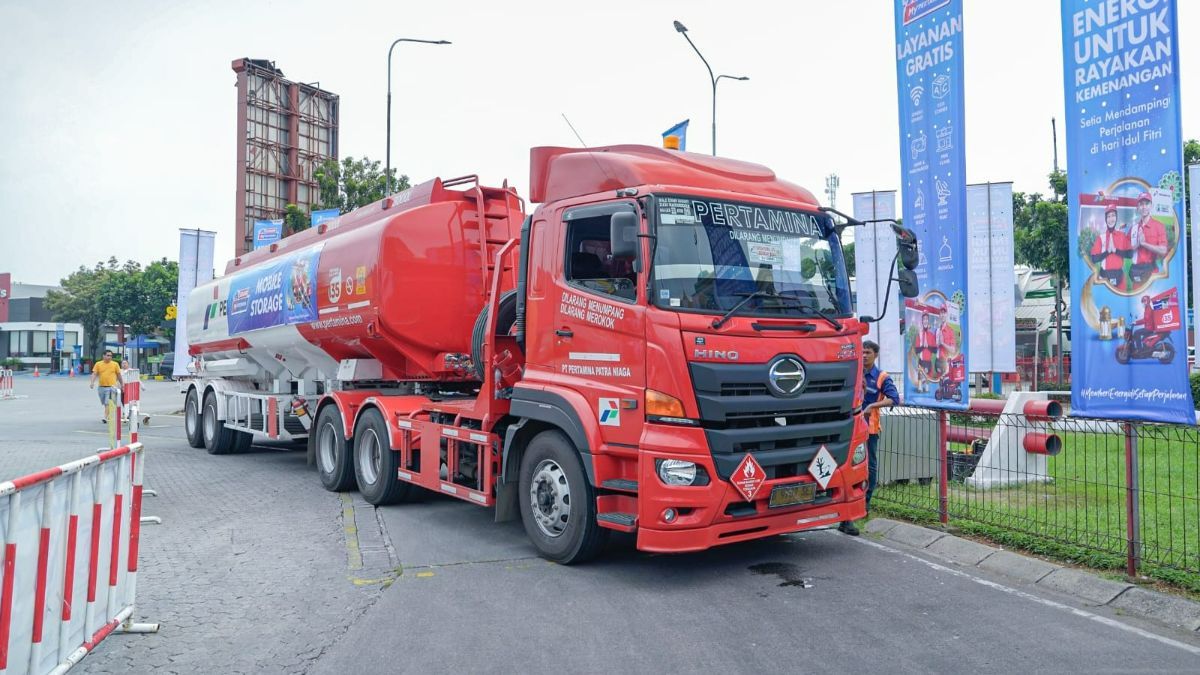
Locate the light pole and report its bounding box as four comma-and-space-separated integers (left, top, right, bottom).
386, 37, 451, 194
673, 20, 748, 157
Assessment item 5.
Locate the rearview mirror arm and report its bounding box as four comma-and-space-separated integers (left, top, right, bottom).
860, 251, 901, 325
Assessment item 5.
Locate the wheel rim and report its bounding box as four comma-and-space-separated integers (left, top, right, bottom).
203, 402, 215, 443
318, 423, 338, 474
185, 397, 197, 437
529, 459, 571, 538
358, 428, 382, 485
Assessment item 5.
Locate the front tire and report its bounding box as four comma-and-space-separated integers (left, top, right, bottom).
315, 405, 356, 492
354, 408, 417, 505
184, 388, 204, 448
1116, 344, 1131, 364
202, 391, 238, 455
518, 430, 608, 564
1158, 341, 1175, 364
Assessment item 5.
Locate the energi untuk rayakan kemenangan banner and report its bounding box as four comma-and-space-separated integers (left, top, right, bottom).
1061, 0, 1193, 422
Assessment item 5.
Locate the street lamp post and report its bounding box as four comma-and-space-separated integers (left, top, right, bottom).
386, 37, 451, 194
673, 21, 748, 157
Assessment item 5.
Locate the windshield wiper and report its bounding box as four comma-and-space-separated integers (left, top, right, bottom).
796, 304, 844, 332
751, 292, 843, 331
712, 292, 774, 329
711, 291, 804, 329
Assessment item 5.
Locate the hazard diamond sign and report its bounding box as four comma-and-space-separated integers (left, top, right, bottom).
731, 453, 766, 501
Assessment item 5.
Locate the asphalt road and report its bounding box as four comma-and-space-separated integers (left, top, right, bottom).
1, 376, 1198, 673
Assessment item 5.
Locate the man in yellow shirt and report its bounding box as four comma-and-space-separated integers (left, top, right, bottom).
90, 350, 124, 423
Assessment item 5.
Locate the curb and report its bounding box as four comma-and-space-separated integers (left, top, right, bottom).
866, 518, 1200, 634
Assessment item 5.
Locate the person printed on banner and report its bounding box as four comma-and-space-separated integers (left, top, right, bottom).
89, 350, 124, 424
1131, 295, 1158, 354
915, 312, 938, 393
936, 312, 956, 374
1129, 192, 1167, 286
1089, 204, 1132, 291
839, 340, 899, 537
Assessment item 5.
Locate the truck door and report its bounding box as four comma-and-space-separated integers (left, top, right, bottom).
550, 202, 646, 448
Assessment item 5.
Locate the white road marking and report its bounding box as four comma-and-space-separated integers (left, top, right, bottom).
850, 535, 1200, 656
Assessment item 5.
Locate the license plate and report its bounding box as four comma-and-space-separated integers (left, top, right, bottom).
768, 482, 816, 509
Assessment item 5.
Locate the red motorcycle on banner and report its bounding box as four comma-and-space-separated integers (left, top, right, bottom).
1116, 288, 1180, 365
933, 354, 965, 403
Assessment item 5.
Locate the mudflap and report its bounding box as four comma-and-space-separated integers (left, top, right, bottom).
494, 479, 519, 523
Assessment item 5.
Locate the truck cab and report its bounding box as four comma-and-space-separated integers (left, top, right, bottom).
509, 146, 868, 556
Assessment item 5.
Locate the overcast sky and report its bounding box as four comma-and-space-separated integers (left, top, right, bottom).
1, 0, 1197, 284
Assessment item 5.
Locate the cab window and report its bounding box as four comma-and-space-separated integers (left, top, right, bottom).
563, 208, 637, 302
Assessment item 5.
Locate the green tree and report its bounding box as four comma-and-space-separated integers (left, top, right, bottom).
1013, 171, 1070, 386
45, 259, 119, 361
283, 203, 308, 235
843, 241, 855, 277
1185, 138, 1198, 222
315, 156, 410, 215
45, 258, 178, 362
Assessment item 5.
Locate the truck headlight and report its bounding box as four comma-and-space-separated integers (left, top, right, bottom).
657, 459, 698, 486
852, 443, 867, 465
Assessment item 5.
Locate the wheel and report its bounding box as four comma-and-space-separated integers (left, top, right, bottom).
1158, 341, 1175, 364
1116, 344, 1130, 364
354, 408, 417, 505
202, 390, 238, 455
184, 388, 204, 448
518, 430, 608, 564
471, 289, 519, 380
314, 405, 356, 492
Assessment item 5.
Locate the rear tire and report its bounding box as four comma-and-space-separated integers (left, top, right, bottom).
518, 430, 608, 564
354, 408, 417, 505
184, 388, 204, 448
315, 405, 356, 492
202, 391, 238, 455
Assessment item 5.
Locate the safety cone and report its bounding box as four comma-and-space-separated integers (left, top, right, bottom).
68, 367, 76, 378
33, 366, 40, 377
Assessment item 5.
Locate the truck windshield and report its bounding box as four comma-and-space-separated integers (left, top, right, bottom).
650, 195, 851, 318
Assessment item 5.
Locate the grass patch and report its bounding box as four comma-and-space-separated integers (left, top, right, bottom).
874, 427, 1200, 595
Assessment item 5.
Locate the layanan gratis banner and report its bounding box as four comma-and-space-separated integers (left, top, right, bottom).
1061, 0, 1192, 422
894, 0, 969, 408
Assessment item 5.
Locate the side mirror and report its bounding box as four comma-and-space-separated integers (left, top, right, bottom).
610, 211, 639, 259
894, 225, 920, 271
897, 269, 920, 298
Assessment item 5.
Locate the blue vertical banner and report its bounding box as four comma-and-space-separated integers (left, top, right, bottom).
1061, 0, 1191, 422
311, 208, 340, 227
895, 0, 969, 408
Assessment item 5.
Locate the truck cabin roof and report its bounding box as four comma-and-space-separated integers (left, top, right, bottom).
529, 144, 819, 208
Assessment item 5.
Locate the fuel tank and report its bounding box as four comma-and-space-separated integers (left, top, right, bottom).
187, 177, 523, 381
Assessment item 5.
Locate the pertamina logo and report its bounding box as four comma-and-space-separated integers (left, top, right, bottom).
599, 398, 620, 426
731, 453, 766, 501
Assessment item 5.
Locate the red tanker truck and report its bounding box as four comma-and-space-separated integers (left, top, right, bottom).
183, 144, 915, 563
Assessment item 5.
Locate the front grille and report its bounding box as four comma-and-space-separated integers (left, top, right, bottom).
690, 357, 856, 480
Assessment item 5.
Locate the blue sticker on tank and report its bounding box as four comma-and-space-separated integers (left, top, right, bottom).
226, 244, 324, 334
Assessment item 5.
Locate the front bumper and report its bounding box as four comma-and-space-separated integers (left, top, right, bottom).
632, 424, 868, 554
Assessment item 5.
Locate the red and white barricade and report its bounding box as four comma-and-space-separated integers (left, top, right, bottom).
0, 370, 14, 400
0, 443, 158, 675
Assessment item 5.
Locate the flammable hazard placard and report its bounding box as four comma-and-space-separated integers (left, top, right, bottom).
731, 453, 765, 501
